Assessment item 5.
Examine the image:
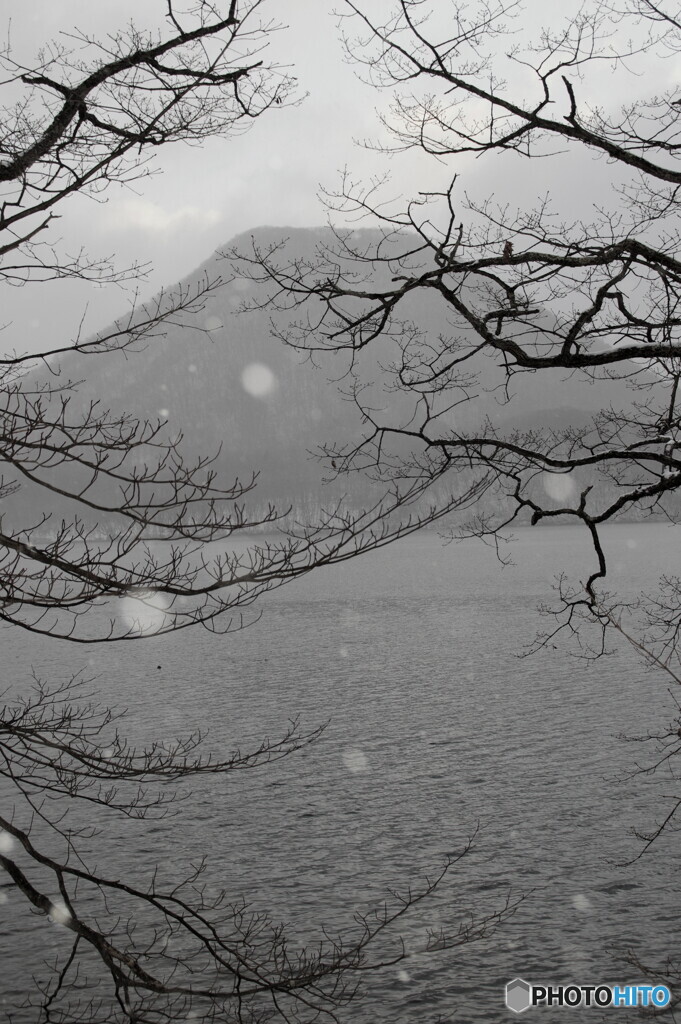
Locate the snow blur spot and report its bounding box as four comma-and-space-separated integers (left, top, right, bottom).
120, 590, 171, 636
626, 537, 637, 549
233, 278, 250, 293
310, 407, 322, 421
102, 747, 114, 760
0, 892, 8, 905
160, 383, 168, 392
571, 893, 592, 912
396, 969, 410, 983
48, 899, 71, 926
342, 747, 369, 773
241, 363, 276, 398
158, 408, 169, 418
0, 831, 14, 854
188, 363, 197, 373
204, 315, 223, 332
339, 645, 349, 658
542, 472, 576, 502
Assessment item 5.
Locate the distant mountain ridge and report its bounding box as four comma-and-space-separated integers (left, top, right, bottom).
19, 226, 647, 525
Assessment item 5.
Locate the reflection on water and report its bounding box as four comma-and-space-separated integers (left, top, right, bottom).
1, 523, 680, 1022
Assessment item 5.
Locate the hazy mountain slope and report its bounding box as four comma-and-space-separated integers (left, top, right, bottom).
18, 226, 648, 523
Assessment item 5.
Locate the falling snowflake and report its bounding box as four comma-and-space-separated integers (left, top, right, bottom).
342, 747, 369, 773
241, 363, 276, 397
48, 899, 72, 926
119, 590, 171, 636
541, 471, 576, 502
571, 893, 592, 912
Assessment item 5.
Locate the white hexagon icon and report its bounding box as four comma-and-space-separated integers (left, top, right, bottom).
506, 978, 532, 1014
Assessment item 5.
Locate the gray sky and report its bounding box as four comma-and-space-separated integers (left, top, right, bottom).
4, 1, 413, 355
3, 1, 673, 357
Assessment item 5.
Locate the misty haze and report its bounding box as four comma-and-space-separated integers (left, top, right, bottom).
1, 3, 680, 1023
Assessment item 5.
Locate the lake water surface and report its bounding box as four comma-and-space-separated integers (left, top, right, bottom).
1, 523, 680, 1022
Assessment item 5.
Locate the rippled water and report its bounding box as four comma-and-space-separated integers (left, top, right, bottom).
2, 523, 680, 1021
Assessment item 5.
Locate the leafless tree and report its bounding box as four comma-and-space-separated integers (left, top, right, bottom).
229, 0, 681, 866
0, 4, 512, 1021
0, 0, 489, 642
2, 669, 516, 1023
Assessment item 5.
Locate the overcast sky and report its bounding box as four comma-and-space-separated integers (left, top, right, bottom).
3, 0, 673, 356
4, 0, 417, 355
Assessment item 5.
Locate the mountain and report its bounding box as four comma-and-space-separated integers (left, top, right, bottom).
14, 226, 649, 526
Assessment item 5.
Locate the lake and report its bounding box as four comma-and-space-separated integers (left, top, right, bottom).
1, 522, 680, 1022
